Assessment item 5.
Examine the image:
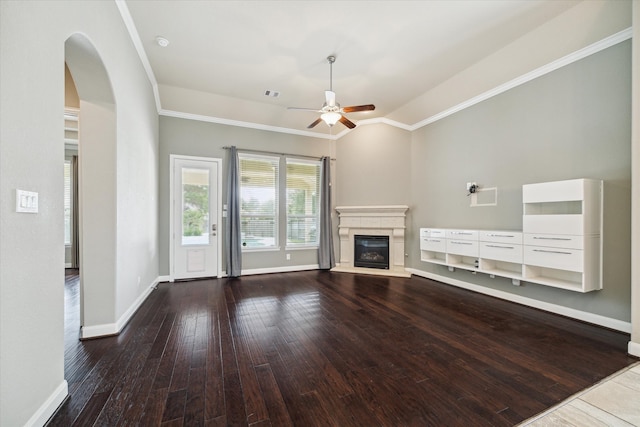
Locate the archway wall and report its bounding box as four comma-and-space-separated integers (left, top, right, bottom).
66, 33, 118, 330
0, 2, 159, 426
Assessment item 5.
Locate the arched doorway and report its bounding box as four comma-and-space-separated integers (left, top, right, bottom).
65, 34, 117, 339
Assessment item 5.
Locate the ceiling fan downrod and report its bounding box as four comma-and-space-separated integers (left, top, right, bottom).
327, 55, 335, 92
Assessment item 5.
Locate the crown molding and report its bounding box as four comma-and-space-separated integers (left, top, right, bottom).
117, 0, 631, 140
158, 27, 631, 138
409, 27, 632, 132
358, 117, 413, 131
115, 0, 161, 112
159, 109, 337, 140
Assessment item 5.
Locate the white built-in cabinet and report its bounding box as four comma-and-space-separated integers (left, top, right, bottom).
420, 178, 603, 293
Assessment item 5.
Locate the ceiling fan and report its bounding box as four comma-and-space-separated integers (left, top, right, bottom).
288, 55, 375, 129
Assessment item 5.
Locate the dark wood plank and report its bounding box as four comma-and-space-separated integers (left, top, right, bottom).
48, 270, 636, 427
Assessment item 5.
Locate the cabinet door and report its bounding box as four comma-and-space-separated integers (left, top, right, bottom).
524, 246, 583, 272
480, 242, 522, 263
447, 239, 478, 257
524, 233, 583, 250
421, 228, 446, 238
446, 229, 478, 241
420, 237, 446, 252
479, 231, 522, 245
523, 179, 585, 203
523, 214, 584, 235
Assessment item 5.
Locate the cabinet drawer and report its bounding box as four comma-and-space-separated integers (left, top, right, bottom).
523, 214, 583, 235
420, 237, 446, 252
420, 228, 446, 238
523, 246, 583, 272
446, 229, 478, 241
524, 233, 583, 250
447, 239, 478, 257
479, 231, 522, 245
522, 179, 586, 203
480, 242, 522, 263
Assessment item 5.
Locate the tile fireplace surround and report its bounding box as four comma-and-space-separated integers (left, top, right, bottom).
333, 205, 411, 278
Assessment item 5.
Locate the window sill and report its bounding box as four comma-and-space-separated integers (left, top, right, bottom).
285, 245, 319, 251
242, 247, 281, 253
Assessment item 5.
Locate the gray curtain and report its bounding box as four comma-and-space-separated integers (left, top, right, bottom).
318, 156, 335, 269
225, 146, 242, 277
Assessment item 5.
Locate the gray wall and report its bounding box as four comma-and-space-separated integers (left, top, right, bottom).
0, 1, 159, 425
408, 40, 632, 322
159, 116, 333, 275
335, 123, 412, 207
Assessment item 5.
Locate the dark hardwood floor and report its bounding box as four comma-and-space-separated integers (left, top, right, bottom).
49, 270, 636, 426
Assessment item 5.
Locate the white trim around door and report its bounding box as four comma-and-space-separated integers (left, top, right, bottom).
169, 154, 223, 281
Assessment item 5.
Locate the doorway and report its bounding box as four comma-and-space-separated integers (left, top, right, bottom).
170, 155, 222, 280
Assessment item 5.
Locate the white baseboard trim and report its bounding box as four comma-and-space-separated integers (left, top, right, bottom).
80, 322, 118, 339
157, 275, 170, 283
407, 268, 631, 333
80, 275, 161, 339
628, 341, 640, 357
240, 264, 320, 276
25, 380, 68, 427
64, 263, 72, 268
114, 279, 157, 332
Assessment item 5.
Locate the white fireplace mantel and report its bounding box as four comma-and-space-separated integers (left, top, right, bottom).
332, 205, 410, 278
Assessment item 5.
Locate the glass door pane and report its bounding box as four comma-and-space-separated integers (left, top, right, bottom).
182, 167, 210, 245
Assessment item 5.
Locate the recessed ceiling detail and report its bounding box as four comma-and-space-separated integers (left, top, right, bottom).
155, 36, 169, 47
118, 1, 629, 136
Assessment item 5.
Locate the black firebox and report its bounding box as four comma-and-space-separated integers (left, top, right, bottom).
354, 235, 389, 270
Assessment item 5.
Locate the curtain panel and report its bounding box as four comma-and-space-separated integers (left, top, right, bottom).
318, 156, 335, 269
225, 146, 242, 277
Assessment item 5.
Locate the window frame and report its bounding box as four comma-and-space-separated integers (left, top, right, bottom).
285, 158, 322, 249
238, 153, 280, 252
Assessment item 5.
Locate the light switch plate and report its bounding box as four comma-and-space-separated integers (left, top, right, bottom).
16, 189, 38, 213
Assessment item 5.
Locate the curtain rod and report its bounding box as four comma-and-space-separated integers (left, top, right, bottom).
222, 146, 335, 161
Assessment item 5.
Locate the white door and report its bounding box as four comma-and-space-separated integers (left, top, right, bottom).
171, 156, 220, 280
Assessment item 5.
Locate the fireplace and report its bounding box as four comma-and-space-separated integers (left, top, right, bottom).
333, 205, 410, 277
354, 235, 389, 270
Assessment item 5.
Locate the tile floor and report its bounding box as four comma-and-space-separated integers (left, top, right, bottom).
520, 362, 640, 426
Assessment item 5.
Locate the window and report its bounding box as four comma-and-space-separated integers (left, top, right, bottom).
239, 154, 279, 249
286, 159, 321, 247
64, 160, 71, 246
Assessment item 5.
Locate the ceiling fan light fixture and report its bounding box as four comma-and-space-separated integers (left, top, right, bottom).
321, 111, 341, 126
288, 54, 374, 130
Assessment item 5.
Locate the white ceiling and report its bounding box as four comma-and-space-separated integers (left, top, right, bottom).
123, 0, 582, 134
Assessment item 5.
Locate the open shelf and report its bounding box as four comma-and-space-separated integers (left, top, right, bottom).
480, 259, 523, 280
446, 254, 478, 271
420, 250, 447, 265
523, 265, 584, 292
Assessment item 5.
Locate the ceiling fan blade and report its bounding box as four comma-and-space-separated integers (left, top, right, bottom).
307, 118, 323, 129
325, 90, 336, 107
342, 104, 375, 113
339, 115, 356, 129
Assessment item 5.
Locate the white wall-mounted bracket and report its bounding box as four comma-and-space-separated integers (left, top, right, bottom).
470, 186, 498, 207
